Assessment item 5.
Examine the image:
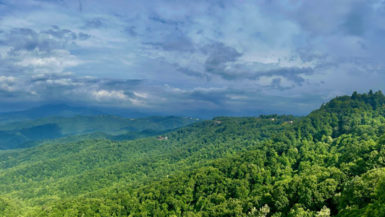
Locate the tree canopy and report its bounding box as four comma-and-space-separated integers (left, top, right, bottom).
1, 91, 385, 216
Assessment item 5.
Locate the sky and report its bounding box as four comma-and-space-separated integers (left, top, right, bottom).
0, 0, 384, 117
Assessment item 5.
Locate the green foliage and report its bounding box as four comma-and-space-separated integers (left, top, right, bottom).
2, 91, 385, 216
0, 197, 22, 217
0, 114, 290, 215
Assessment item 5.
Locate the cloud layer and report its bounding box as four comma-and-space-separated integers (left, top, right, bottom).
0, 0, 384, 116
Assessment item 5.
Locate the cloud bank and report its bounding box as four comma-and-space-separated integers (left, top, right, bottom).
0, 0, 384, 116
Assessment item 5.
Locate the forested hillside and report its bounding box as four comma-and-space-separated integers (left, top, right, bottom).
0, 114, 293, 216
0, 115, 198, 149
1, 91, 385, 216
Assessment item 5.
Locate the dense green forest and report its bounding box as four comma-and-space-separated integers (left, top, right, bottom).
0, 113, 292, 215
1, 91, 385, 216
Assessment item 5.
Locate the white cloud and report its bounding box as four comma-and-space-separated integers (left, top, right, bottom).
17, 51, 81, 70
92, 89, 127, 101
0, 76, 17, 92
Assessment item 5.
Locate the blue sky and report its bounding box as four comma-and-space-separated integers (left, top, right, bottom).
0, 0, 384, 117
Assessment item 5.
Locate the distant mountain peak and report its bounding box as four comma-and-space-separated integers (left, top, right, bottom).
0, 104, 104, 123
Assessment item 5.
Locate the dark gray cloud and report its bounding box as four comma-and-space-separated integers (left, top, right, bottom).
204, 42, 242, 79
146, 32, 195, 52
258, 67, 313, 86
187, 88, 228, 106
6, 28, 52, 52
83, 18, 104, 29
149, 15, 185, 26
1, 26, 89, 55
78, 32, 90, 40
124, 26, 137, 37
43, 26, 77, 40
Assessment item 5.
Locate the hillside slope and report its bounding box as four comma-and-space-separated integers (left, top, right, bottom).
22, 91, 385, 217
0, 115, 293, 215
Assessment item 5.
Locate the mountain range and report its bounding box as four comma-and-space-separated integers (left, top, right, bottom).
0, 91, 385, 216
0, 104, 199, 149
